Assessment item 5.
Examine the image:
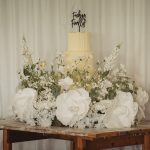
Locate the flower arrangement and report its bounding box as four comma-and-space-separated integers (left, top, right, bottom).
11, 37, 149, 129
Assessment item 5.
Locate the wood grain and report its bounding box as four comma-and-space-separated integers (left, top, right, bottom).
1, 119, 150, 150
73, 137, 86, 150
0, 119, 150, 140
142, 134, 150, 150
3, 129, 12, 150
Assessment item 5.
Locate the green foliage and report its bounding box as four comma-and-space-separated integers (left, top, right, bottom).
19, 50, 138, 103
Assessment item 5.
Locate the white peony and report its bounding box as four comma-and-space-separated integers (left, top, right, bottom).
58, 76, 73, 90
104, 91, 138, 128
12, 88, 37, 122
56, 88, 91, 126
135, 87, 149, 121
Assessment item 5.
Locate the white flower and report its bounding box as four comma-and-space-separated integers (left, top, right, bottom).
111, 68, 119, 76
56, 88, 91, 126
11, 88, 37, 122
135, 87, 149, 121
38, 61, 46, 70
35, 100, 54, 110
58, 76, 73, 90
37, 109, 53, 127
128, 83, 133, 90
32, 100, 56, 127
95, 100, 112, 113
22, 41, 33, 65
104, 91, 138, 128
99, 80, 112, 97
58, 66, 65, 74
102, 80, 112, 88
103, 45, 120, 71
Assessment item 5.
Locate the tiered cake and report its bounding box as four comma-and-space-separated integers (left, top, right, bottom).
64, 32, 94, 71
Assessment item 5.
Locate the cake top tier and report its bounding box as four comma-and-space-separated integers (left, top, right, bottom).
67, 32, 91, 52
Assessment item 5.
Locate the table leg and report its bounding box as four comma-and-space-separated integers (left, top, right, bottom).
73, 137, 86, 150
3, 129, 12, 150
142, 134, 150, 150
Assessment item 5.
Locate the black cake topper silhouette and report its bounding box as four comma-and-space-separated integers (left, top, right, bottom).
71, 10, 86, 32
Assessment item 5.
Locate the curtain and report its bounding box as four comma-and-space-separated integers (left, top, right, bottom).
0, 0, 150, 149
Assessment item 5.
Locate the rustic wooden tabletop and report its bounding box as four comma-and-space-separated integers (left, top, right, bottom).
1, 119, 150, 150
0, 119, 150, 140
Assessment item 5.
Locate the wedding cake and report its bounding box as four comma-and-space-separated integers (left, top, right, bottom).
64, 32, 94, 71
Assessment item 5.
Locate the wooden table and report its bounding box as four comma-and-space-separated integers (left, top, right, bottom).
0, 119, 150, 150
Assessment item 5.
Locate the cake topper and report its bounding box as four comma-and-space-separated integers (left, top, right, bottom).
71, 10, 86, 32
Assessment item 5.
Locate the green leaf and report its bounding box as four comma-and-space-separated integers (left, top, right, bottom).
31, 64, 36, 70
101, 71, 109, 78
23, 68, 30, 76
50, 83, 61, 98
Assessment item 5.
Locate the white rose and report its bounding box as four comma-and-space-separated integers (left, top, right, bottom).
56, 88, 91, 126
104, 91, 138, 128
58, 76, 73, 90
12, 88, 37, 122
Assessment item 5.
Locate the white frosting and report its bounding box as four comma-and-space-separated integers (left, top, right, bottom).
64, 32, 94, 71
67, 32, 91, 51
